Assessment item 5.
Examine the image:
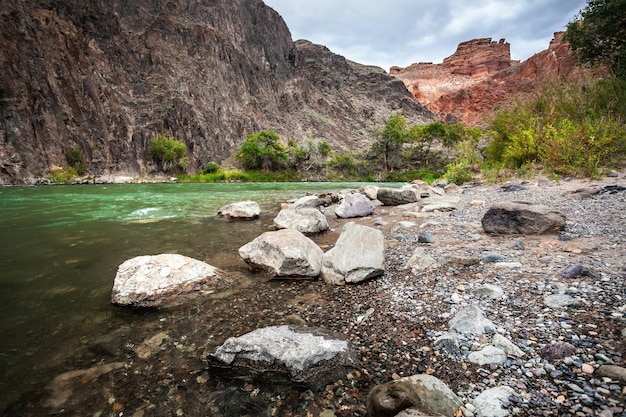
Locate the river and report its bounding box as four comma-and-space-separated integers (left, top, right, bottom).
0, 181, 387, 411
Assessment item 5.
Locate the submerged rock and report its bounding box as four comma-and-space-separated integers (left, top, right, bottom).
206, 325, 355, 390
111, 254, 231, 307
217, 200, 261, 220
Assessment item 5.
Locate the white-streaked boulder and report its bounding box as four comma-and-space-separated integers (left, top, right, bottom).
111, 254, 231, 307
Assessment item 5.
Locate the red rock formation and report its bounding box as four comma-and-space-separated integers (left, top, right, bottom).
443, 38, 514, 78
392, 33, 582, 126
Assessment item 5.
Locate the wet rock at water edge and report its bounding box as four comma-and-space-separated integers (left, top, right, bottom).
367, 374, 464, 417
217, 200, 260, 220
273, 207, 330, 234
206, 325, 356, 390
481, 200, 566, 234
111, 254, 232, 307
238, 228, 323, 278
321, 222, 384, 285
335, 192, 374, 219
360, 185, 380, 200
291, 195, 327, 209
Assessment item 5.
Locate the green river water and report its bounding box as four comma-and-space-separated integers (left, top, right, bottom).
0, 182, 385, 409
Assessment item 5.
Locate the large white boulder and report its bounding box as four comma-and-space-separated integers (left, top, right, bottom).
322, 222, 384, 285
273, 208, 330, 234
335, 193, 374, 218
239, 228, 324, 278
111, 254, 231, 307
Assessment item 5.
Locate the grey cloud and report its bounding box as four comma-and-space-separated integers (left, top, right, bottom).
263, 0, 586, 71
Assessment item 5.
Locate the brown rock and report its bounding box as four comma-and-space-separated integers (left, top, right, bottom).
540, 342, 576, 361
482, 201, 566, 235
596, 365, 626, 382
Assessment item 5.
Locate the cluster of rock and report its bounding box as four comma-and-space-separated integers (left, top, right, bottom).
105, 180, 594, 417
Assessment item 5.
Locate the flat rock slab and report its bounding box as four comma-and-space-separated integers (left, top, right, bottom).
206, 325, 355, 389
481, 200, 566, 234
238, 228, 323, 278
217, 201, 260, 220
111, 254, 231, 307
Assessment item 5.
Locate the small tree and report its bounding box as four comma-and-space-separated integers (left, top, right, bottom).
149, 134, 187, 173
371, 113, 409, 174
287, 138, 310, 170
236, 130, 288, 171
565, 0, 626, 78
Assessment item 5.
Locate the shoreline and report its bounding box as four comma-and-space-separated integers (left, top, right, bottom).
3, 173, 625, 416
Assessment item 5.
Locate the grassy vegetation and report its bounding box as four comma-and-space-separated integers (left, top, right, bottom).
178, 169, 298, 183
485, 76, 626, 178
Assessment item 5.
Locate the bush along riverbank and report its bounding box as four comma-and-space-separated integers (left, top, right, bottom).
3, 172, 625, 416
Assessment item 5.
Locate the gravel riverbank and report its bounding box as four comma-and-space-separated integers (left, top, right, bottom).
4, 174, 625, 417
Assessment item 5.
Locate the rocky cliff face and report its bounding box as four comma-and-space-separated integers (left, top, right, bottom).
0, 0, 432, 184
391, 33, 578, 125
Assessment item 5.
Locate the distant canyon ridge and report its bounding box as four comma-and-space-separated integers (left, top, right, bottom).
390, 32, 578, 126
0, 0, 578, 184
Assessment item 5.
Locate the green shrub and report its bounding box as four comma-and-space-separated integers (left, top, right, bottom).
201, 161, 222, 174
48, 166, 79, 184
66, 145, 87, 175
237, 131, 288, 171
443, 161, 474, 185
485, 76, 626, 177
317, 141, 332, 157
149, 134, 187, 173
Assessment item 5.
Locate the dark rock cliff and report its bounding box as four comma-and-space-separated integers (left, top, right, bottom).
0, 0, 432, 184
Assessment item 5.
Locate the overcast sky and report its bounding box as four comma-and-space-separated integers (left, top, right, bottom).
263, 0, 587, 72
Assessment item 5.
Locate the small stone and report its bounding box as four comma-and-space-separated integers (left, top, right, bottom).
541, 342, 576, 361
581, 363, 594, 374
544, 294, 579, 308
481, 252, 505, 263
418, 231, 437, 244
561, 264, 584, 278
